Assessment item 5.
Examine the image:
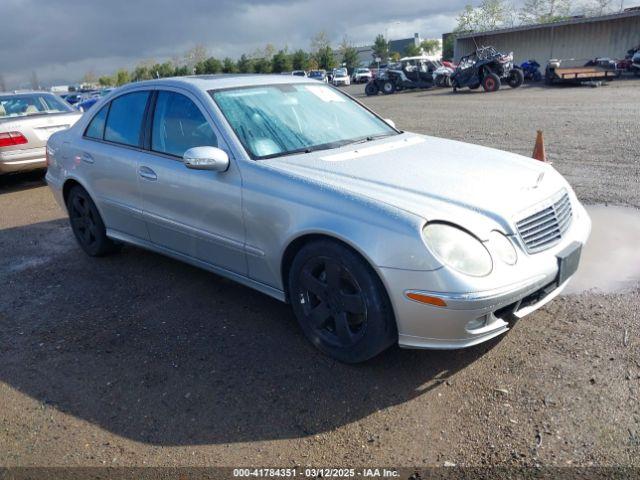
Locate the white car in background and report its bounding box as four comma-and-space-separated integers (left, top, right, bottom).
332, 68, 351, 86
352, 67, 372, 83
0, 92, 81, 174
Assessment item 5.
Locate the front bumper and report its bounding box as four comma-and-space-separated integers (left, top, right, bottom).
0, 147, 46, 173
381, 200, 592, 350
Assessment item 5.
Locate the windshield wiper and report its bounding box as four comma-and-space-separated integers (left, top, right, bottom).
347, 132, 397, 146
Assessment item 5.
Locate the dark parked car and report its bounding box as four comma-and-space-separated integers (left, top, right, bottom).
307, 70, 328, 83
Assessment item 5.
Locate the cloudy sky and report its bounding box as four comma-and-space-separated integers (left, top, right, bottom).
1, 0, 638, 88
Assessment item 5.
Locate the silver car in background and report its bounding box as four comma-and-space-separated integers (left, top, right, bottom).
46, 75, 590, 363
0, 92, 81, 174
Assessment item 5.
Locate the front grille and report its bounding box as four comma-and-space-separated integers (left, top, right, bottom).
516, 192, 573, 254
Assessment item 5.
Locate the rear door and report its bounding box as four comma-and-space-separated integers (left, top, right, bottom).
73, 90, 151, 240
137, 88, 246, 274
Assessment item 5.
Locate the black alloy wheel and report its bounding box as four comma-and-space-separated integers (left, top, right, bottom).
297, 256, 368, 348
289, 240, 397, 363
66, 185, 119, 256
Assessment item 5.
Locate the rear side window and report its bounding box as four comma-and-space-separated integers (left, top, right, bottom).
104, 92, 149, 147
84, 104, 109, 140
151, 91, 217, 157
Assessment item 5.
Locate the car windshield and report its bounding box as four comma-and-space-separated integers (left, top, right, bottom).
335, 68, 348, 76
0, 93, 74, 118
211, 83, 398, 159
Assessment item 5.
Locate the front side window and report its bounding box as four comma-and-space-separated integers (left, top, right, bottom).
211, 83, 397, 159
104, 91, 149, 147
151, 91, 217, 157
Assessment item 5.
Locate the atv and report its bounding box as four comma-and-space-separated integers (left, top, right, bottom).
450, 46, 524, 93
365, 56, 438, 95
633, 51, 640, 77
521, 60, 542, 82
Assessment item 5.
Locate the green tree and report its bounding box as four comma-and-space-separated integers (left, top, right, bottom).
339, 37, 359, 72
114, 69, 130, 86
442, 35, 456, 60
173, 65, 189, 76
307, 57, 319, 70
588, 0, 614, 16
291, 49, 309, 70
271, 49, 292, 73
315, 46, 336, 70
476, 0, 509, 30
152, 62, 175, 78
98, 76, 113, 86
252, 57, 271, 73
455, 4, 478, 32
372, 34, 389, 63
132, 64, 152, 81
208, 57, 223, 73
420, 39, 441, 56
223, 57, 238, 73
236, 54, 253, 73
196, 57, 222, 74
519, 0, 571, 24
404, 44, 421, 57
183, 44, 208, 71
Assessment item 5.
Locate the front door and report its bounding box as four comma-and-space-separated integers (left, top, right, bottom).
138, 89, 246, 275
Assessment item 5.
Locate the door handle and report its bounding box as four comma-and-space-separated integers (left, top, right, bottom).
138, 166, 157, 181
81, 152, 94, 164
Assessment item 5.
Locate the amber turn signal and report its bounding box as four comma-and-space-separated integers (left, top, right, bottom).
405, 292, 448, 307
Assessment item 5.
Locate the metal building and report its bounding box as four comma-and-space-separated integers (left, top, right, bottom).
454, 10, 640, 64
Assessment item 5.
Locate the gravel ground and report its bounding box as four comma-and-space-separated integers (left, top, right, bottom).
0, 80, 639, 473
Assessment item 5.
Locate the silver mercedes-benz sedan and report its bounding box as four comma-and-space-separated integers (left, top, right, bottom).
0, 92, 81, 174
46, 75, 591, 363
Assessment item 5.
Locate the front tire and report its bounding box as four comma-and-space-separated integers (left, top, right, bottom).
66, 185, 119, 257
482, 72, 501, 92
288, 240, 397, 363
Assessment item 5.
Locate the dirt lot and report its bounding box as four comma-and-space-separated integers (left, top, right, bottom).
1, 80, 639, 472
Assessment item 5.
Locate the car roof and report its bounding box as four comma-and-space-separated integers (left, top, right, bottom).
117, 74, 316, 93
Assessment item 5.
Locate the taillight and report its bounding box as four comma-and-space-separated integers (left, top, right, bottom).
0, 132, 28, 148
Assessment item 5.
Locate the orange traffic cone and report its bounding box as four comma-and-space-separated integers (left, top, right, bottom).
532, 130, 547, 162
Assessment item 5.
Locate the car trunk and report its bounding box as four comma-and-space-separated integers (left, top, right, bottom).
0, 112, 81, 152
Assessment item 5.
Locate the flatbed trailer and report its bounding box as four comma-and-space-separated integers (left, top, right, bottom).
546, 62, 618, 84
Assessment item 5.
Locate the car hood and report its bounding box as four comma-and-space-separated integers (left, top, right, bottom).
264, 133, 567, 238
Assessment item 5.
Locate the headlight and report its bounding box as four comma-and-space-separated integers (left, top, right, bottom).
422, 223, 493, 277
489, 231, 517, 265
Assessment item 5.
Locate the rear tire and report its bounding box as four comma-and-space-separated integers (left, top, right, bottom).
66, 185, 120, 257
482, 73, 501, 92
288, 240, 397, 363
508, 68, 524, 88
365, 82, 379, 96
381, 80, 396, 95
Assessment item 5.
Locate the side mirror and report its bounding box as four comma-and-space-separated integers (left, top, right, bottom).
184, 146, 229, 172
384, 118, 396, 129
